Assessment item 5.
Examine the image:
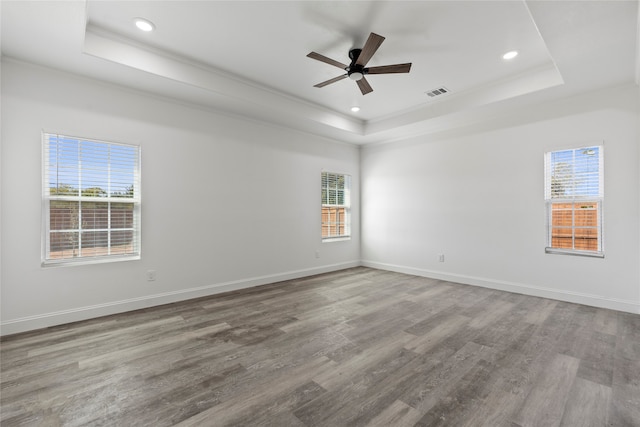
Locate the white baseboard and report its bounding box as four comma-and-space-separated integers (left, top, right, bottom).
0, 261, 360, 336
361, 260, 640, 315
3, 259, 637, 336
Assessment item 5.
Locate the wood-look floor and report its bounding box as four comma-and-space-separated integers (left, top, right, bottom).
1, 267, 639, 426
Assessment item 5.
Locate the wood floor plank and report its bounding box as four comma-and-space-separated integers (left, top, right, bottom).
455, 329, 563, 427
404, 313, 470, 354
559, 377, 611, 427
522, 298, 558, 325
278, 300, 360, 334
312, 330, 414, 391
26, 315, 186, 358
173, 356, 335, 426
292, 347, 420, 426
78, 322, 231, 369
226, 381, 325, 427
592, 307, 618, 335
467, 299, 515, 329
615, 312, 640, 361
511, 353, 580, 427
1, 266, 638, 427
399, 341, 494, 413
365, 399, 422, 427
576, 330, 616, 386
609, 355, 640, 426
413, 358, 497, 427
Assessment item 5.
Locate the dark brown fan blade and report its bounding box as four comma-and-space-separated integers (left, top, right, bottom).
314, 74, 348, 88
366, 63, 412, 74
307, 52, 348, 70
356, 32, 385, 67
357, 77, 373, 95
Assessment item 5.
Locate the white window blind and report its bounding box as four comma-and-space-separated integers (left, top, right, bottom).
42, 133, 141, 265
321, 172, 351, 240
544, 145, 603, 256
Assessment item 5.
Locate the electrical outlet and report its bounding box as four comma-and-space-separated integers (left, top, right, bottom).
438, 254, 445, 262
146, 270, 157, 281
315, 250, 320, 259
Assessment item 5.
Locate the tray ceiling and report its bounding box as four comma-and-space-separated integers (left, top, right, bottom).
2, 1, 638, 144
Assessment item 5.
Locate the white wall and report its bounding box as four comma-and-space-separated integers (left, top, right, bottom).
2, 58, 638, 336
637, 83, 640, 313
362, 84, 640, 314
0, 60, 360, 334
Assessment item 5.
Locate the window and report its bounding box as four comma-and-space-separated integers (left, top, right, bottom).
43, 133, 141, 265
544, 145, 603, 257
321, 171, 351, 240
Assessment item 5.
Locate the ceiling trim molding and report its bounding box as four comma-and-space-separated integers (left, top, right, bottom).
365, 61, 563, 136
82, 24, 564, 145
83, 25, 365, 137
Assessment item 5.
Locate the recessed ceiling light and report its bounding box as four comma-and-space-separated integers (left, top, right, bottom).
350, 106, 361, 113
134, 18, 155, 32
502, 50, 518, 60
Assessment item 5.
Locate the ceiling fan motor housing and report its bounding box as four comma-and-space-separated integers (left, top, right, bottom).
347, 48, 366, 80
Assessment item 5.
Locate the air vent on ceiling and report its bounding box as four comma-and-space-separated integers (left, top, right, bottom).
425, 87, 450, 98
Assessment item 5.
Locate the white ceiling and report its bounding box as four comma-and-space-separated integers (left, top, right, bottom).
2, 1, 639, 144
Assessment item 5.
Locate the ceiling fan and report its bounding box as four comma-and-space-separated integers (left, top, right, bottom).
307, 32, 412, 95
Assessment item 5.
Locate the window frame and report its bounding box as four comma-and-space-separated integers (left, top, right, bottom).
321, 171, 351, 242
42, 132, 141, 266
544, 145, 604, 258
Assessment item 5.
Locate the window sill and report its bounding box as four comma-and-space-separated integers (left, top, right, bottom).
322, 236, 351, 243
42, 254, 141, 267
545, 248, 604, 258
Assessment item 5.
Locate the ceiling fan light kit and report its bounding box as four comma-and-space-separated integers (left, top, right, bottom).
307, 32, 412, 95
